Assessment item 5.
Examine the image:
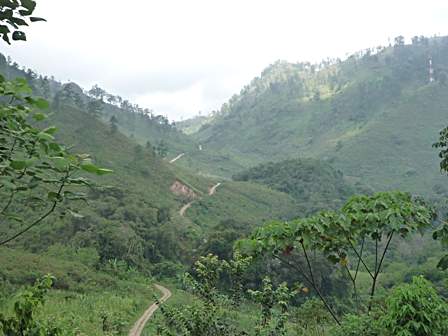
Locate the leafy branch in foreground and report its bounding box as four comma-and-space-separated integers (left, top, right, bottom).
0, 0, 46, 44
0, 75, 112, 246
156, 254, 248, 336
236, 191, 435, 323
156, 254, 295, 336
248, 277, 295, 336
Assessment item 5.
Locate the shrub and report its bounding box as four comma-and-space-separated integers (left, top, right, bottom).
0, 275, 63, 335
331, 314, 381, 336
381, 276, 448, 336
294, 298, 332, 331
333, 276, 448, 336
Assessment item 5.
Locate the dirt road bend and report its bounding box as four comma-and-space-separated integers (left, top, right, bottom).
169, 153, 185, 163
179, 201, 194, 217
179, 183, 222, 217
209, 182, 222, 196
128, 284, 172, 336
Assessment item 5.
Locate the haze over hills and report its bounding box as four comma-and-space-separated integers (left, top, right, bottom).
2, 5, 448, 330
0, 53, 342, 269
2, 35, 446, 270
180, 36, 448, 196
16, 35, 446, 198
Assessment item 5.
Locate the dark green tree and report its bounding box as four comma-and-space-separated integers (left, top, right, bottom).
53, 83, 85, 110
237, 191, 434, 323
41, 76, 51, 98
109, 115, 118, 133
88, 84, 106, 101
87, 98, 103, 117
411, 36, 419, 45
394, 36, 405, 47
433, 126, 448, 175
146, 140, 155, 156
155, 140, 168, 158
156, 255, 243, 336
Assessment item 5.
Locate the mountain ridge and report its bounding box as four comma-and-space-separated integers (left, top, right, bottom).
183, 36, 448, 194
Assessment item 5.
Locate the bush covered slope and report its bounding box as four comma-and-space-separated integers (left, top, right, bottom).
233, 158, 362, 213
191, 37, 448, 194
0, 56, 300, 270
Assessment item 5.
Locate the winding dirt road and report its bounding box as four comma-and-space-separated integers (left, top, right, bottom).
179, 201, 194, 217
169, 153, 185, 163
208, 182, 221, 196
179, 183, 222, 217
128, 284, 172, 336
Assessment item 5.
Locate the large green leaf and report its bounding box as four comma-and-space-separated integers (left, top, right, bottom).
34, 97, 49, 109
51, 157, 69, 172
33, 112, 46, 121
81, 163, 113, 175
20, 0, 36, 14
80, 163, 99, 174
96, 168, 113, 176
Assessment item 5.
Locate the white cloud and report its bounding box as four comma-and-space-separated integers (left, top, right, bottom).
0, 0, 447, 120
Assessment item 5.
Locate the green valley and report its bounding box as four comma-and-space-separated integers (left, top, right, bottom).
188, 38, 448, 195
1, 1, 448, 335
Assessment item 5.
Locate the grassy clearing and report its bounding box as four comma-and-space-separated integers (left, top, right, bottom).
0, 248, 155, 335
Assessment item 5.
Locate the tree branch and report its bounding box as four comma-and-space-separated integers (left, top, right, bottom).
0, 138, 17, 175
273, 253, 312, 285
376, 232, 394, 278
0, 191, 15, 214
0, 171, 68, 246
374, 235, 379, 274
353, 238, 365, 282
344, 264, 361, 312
368, 232, 394, 312
300, 242, 340, 325
348, 238, 374, 279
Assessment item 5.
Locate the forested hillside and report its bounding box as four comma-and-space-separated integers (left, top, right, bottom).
190, 36, 448, 194
233, 158, 368, 213
1, 3, 447, 334
0, 54, 242, 177
0, 58, 300, 264
0, 50, 301, 333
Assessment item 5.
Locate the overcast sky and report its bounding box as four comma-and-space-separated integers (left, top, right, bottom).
1, 0, 447, 120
